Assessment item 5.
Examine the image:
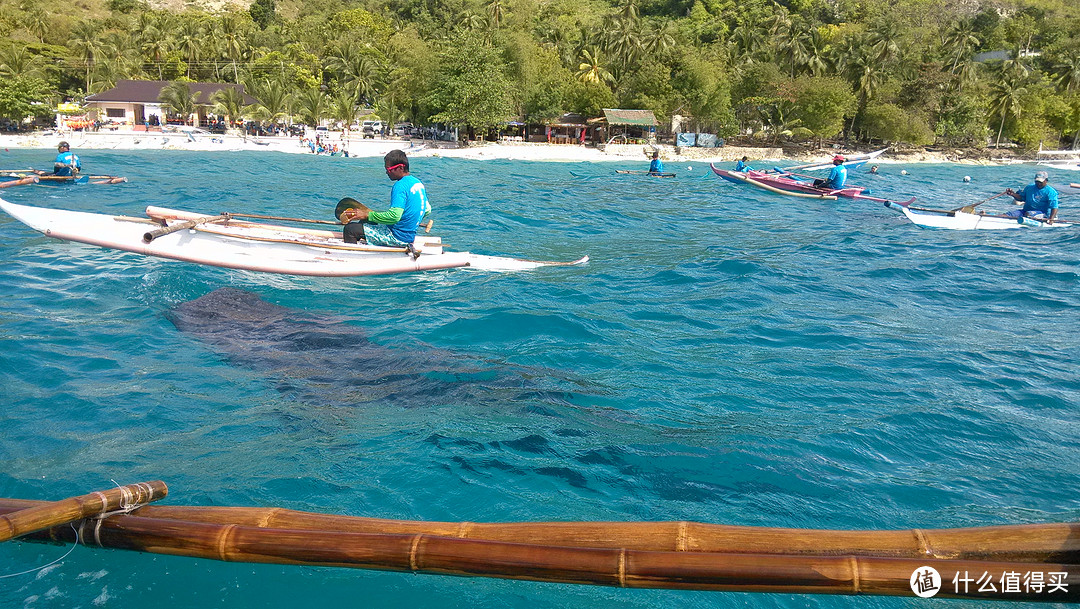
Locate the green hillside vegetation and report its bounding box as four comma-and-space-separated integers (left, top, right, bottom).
1, 0, 1079, 149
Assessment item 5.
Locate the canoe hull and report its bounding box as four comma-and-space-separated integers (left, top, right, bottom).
884, 201, 1076, 230
0, 200, 587, 276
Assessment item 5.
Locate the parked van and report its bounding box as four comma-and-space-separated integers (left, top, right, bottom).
361, 120, 383, 138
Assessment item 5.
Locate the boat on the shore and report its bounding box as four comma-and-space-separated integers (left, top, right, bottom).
1036, 146, 1080, 171
3, 481, 1078, 601
615, 169, 676, 178
0, 200, 588, 277
884, 200, 1075, 230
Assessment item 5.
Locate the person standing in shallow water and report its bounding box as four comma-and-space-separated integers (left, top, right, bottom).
337, 149, 430, 246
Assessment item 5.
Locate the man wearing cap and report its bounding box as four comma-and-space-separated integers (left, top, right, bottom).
1005, 171, 1059, 224
814, 155, 847, 190
53, 141, 81, 176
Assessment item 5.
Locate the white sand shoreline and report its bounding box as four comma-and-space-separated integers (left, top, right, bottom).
0, 129, 1010, 166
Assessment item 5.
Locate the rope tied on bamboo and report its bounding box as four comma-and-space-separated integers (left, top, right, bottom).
83, 481, 163, 547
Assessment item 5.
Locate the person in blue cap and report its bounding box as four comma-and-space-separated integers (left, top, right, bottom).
1005, 171, 1059, 224
52, 141, 81, 176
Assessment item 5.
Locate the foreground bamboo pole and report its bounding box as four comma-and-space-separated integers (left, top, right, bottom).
0, 482, 167, 543
1, 499, 1074, 563
8, 512, 1078, 601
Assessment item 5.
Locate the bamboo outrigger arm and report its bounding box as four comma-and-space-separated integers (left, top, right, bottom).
0, 481, 167, 542
2, 494, 1079, 601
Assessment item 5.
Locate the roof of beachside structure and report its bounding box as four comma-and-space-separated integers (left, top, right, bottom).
86, 80, 256, 105
601, 109, 658, 126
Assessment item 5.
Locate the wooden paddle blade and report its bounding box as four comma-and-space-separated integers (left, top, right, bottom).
335, 198, 373, 223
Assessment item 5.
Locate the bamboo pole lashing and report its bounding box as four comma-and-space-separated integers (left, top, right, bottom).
0, 482, 167, 543
1, 500, 1077, 563
10, 512, 1079, 600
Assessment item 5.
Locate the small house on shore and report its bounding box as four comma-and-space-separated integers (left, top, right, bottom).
85, 80, 254, 130
592, 109, 659, 144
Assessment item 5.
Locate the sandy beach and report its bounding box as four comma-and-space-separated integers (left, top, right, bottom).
0, 128, 915, 166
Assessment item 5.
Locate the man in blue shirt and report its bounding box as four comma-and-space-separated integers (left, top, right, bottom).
813, 155, 847, 189
338, 149, 430, 246
734, 156, 752, 172
52, 141, 81, 176
648, 151, 664, 174
1005, 171, 1059, 224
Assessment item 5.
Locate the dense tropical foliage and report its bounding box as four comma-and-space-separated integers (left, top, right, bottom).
0, 0, 1078, 148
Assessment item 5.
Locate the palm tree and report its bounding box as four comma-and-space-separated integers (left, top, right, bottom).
1053, 50, 1080, 94
328, 47, 381, 105
211, 86, 247, 125
641, 20, 676, 55
175, 19, 204, 79
943, 20, 980, 74
295, 87, 328, 127
867, 20, 902, 65
0, 45, 47, 79
247, 77, 293, 126
329, 90, 361, 131
576, 47, 614, 85
159, 81, 201, 125
69, 22, 103, 92
218, 13, 249, 83
22, 8, 50, 44
988, 72, 1027, 147
486, 0, 507, 30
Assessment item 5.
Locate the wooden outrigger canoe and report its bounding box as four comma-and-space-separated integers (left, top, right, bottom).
1, 170, 127, 185
2, 482, 1078, 601
615, 169, 676, 178
711, 164, 916, 206
0, 200, 588, 276
883, 201, 1077, 230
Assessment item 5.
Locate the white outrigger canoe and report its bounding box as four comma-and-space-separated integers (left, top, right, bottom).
883, 201, 1076, 230
0, 200, 588, 276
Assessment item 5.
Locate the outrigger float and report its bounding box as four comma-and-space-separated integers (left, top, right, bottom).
1, 481, 1078, 601
0, 200, 588, 276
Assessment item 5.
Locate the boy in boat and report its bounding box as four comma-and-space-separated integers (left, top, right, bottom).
813, 155, 846, 190
648, 151, 664, 175
337, 149, 430, 246
1005, 171, 1059, 224
52, 141, 81, 176
735, 156, 752, 172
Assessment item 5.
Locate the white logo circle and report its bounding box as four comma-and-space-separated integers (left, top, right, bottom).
910, 566, 941, 598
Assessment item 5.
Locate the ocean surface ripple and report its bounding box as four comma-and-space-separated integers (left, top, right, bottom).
1, 149, 1078, 607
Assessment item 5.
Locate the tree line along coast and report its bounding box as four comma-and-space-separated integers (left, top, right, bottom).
0, 0, 1078, 153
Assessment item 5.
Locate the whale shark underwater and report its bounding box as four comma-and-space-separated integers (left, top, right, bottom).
166, 287, 591, 410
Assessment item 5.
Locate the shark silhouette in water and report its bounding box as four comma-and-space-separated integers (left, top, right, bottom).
166, 287, 590, 409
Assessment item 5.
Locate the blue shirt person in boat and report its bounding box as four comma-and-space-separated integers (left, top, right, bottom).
813, 155, 847, 190
648, 151, 664, 174
735, 156, 752, 172
339, 149, 430, 246
52, 141, 81, 176
1005, 171, 1059, 224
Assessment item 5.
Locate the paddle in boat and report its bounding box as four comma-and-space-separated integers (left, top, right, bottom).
883, 200, 1076, 230
0, 200, 589, 277
614, 169, 676, 178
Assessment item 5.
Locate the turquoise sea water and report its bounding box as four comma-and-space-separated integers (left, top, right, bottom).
0, 148, 1078, 608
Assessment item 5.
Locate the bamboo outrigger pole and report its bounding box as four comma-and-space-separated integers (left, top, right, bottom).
1, 500, 1075, 563
6, 510, 1078, 601
0, 482, 167, 542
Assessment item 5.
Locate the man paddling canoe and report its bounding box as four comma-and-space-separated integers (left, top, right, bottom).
648, 151, 664, 175
812, 155, 847, 189
35, 141, 81, 176
337, 149, 431, 246
1005, 170, 1059, 224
